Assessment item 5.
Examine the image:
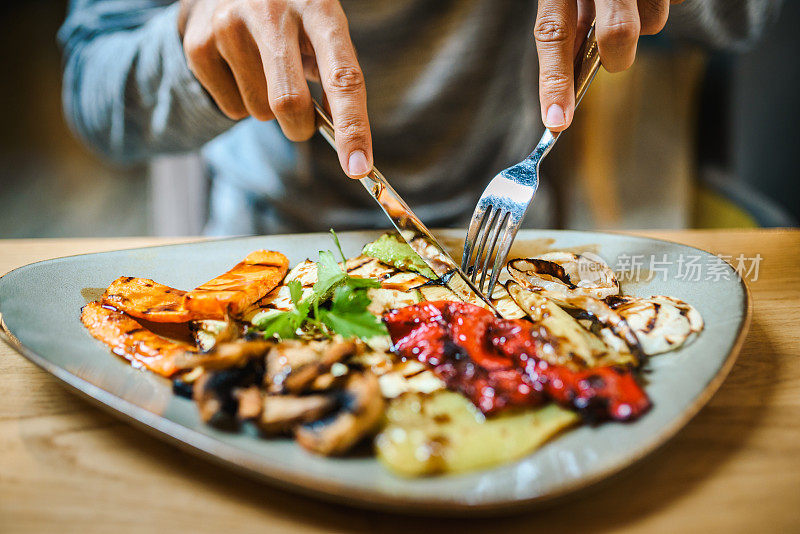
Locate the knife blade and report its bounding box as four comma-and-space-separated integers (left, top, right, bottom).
313, 101, 498, 313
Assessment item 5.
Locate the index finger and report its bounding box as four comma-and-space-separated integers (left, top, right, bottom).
534, 0, 578, 132
302, 2, 372, 178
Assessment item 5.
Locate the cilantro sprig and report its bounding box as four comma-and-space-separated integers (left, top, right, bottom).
253, 230, 387, 341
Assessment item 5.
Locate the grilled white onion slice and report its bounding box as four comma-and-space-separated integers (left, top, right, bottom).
507, 252, 620, 300
605, 295, 704, 354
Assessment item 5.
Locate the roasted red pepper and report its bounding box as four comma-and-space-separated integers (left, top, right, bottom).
384, 301, 650, 422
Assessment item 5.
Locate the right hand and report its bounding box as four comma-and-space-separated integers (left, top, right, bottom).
178, 0, 373, 178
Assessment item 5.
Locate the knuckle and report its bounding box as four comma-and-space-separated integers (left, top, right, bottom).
539, 71, 571, 93
240, 86, 269, 118
263, 0, 290, 26
336, 115, 367, 141
297, 0, 338, 18
211, 5, 243, 38
326, 65, 365, 93
184, 35, 215, 69
533, 17, 570, 44
640, 0, 669, 34
283, 120, 316, 142
600, 18, 641, 47
270, 91, 309, 116
219, 102, 248, 120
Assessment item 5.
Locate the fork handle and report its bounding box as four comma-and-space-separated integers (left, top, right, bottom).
573, 21, 601, 110
529, 21, 600, 163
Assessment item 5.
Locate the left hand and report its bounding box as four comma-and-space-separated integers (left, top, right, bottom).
534, 0, 684, 132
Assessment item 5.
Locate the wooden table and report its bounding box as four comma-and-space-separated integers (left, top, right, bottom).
1, 230, 798, 533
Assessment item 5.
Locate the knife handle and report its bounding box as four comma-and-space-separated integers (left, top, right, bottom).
313, 100, 338, 151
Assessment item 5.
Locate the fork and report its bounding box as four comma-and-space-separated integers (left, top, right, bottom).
461, 22, 601, 297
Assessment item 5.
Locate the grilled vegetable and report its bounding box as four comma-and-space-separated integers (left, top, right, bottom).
190, 319, 238, 351
295, 372, 385, 456
172, 340, 271, 372
102, 276, 191, 323
259, 394, 336, 435
606, 295, 704, 354
362, 233, 436, 278
377, 391, 578, 476
507, 252, 620, 300
506, 281, 637, 369
366, 288, 419, 315
81, 302, 196, 376
266, 338, 358, 394
192, 358, 265, 428
416, 282, 460, 303
183, 250, 289, 319
487, 284, 526, 319
384, 301, 651, 421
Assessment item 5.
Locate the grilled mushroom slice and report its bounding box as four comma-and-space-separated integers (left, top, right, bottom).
259, 394, 337, 435
192, 358, 265, 428
508, 252, 620, 300
173, 340, 272, 372
295, 372, 385, 456
267, 338, 358, 394
234, 385, 263, 420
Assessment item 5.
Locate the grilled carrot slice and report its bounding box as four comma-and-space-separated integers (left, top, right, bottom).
183, 250, 289, 319
102, 276, 191, 323
81, 302, 196, 377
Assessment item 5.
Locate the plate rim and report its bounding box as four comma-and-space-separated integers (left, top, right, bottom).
0, 229, 752, 514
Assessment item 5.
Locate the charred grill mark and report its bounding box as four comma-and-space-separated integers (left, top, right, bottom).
604, 295, 627, 309
124, 327, 146, 334
642, 303, 661, 333
525, 259, 577, 288
402, 368, 427, 379
345, 257, 374, 272
143, 304, 182, 313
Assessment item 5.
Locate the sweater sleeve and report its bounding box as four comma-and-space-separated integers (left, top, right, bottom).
58, 0, 237, 163
665, 0, 784, 51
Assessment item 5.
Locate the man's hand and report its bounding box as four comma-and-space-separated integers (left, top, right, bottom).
534, 0, 683, 132
179, 0, 372, 178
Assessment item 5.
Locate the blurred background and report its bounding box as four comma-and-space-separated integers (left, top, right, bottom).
0, 0, 797, 238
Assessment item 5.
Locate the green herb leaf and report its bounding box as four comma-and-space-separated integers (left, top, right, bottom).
318, 306, 387, 339
287, 279, 303, 305
312, 250, 347, 300
362, 232, 436, 278
252, 229, 389, 341
253, 280, 310, 339
329, 228, 347, 263
256, 309, 305, 339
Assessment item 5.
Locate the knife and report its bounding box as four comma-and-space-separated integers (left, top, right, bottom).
312, 100, 498, 314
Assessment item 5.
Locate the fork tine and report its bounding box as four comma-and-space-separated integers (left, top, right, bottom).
461, 205, 490, 273
485, 218, 518, 298
469, 207, 498, 283
478, 211, 508, 291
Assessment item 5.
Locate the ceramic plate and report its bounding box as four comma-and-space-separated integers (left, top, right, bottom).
0, 230, 749, 514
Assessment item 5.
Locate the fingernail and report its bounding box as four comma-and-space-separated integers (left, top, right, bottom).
348, 150, 370, 177
545, 104, 566, 129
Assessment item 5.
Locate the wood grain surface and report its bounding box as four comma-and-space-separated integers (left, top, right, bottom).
1, 230, 798, 533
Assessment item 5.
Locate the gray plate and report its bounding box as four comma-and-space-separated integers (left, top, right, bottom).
0, 230, 749, 514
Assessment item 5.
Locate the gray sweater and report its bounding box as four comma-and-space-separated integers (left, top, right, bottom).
59, 0, 781, 234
